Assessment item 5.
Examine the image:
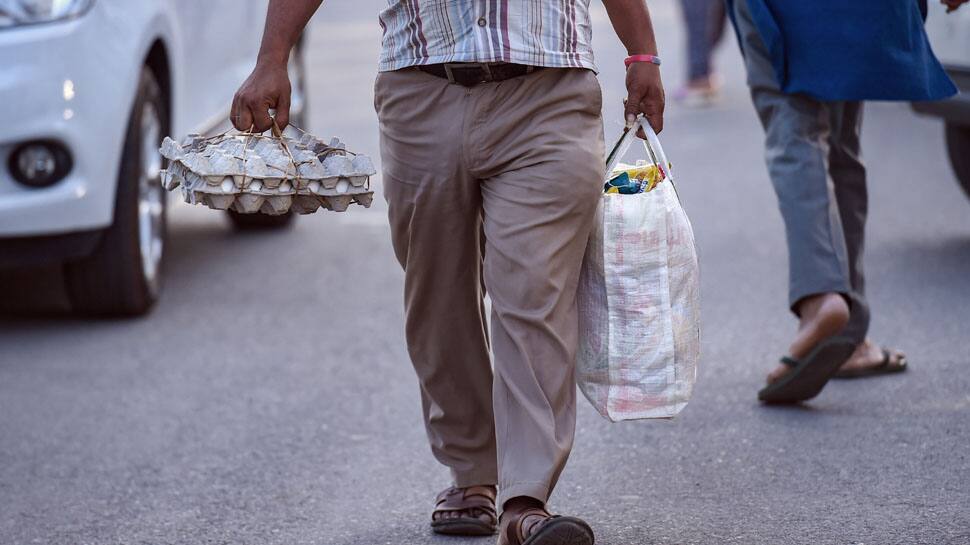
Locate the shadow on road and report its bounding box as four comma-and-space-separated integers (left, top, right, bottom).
885, 235, 970, 281
0, 218, 290, 326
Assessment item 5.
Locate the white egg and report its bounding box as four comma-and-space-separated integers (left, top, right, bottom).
336, 179, 350, 194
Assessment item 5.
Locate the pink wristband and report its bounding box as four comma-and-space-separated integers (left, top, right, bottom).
624, 54, 661, 68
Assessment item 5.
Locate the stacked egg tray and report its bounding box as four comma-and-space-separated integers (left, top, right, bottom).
159, 131, 376, 215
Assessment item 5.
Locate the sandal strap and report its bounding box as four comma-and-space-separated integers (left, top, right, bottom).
881, 348, 907, 368
435, 485, 496, 506
502, 507, 552, 545
433, 486, 497, 520
782, 336, 859, 368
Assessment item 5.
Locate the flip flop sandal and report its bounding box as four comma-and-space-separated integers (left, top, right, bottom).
430, 485, 498, 536
833, 348, 908, 379
498, 507, 594, 545
758, 336, 857, 404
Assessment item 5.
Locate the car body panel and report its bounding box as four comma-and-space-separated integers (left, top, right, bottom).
923, 2, 970, 69
912, 3, 970, 126
0, 0, 274, 237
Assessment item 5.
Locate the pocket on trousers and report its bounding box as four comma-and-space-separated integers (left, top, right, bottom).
584, 71, 604, 113
373, 73, 384, 114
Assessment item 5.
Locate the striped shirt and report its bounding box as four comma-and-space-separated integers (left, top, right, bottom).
377, 1, 596, 72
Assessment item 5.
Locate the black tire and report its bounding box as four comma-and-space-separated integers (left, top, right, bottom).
63, 69, 168, 316
945, 123, 970, 201
227, 209, 295, 230
226, 40, 306, 232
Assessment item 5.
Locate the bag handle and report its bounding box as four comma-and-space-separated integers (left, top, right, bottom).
604, 115, 674, 185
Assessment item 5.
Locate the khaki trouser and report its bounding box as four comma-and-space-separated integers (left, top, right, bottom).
374, 67, 605, 507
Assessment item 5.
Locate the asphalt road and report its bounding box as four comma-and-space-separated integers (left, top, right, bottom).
2, 2, 969, 544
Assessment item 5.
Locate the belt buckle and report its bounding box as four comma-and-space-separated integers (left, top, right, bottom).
443, 63, 493, 86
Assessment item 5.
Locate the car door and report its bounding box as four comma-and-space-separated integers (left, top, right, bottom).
924, 2, 970, 70
171, 0, 265, 133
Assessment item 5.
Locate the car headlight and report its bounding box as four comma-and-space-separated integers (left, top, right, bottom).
0, 0, 94, 29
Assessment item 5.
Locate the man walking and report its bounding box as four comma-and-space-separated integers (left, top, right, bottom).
727, 0, 963, 403
675, 0, 726, 105
231, 1, 665, 543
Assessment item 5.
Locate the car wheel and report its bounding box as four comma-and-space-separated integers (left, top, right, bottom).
945, 123, 970, 201
226, 40, 306, 232
63, 68, 167, 316
226, 209, 295, 230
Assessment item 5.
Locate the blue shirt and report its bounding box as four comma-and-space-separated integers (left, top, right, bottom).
728, 0, 957, 101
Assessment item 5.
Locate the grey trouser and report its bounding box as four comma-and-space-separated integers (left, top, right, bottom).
733, 0, 870, 342
680, 0, 726, 80
374, 67, 605, 507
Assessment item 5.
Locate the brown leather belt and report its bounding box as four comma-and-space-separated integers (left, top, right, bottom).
418, 62, 542, 87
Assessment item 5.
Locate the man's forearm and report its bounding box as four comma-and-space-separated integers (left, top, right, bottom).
257, 0, 324, 65
602, 0, 659, 56
603, 0, 665, 132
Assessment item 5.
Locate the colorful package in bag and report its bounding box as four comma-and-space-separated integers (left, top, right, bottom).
603, 161, 667, 194
576, 117, 700, 421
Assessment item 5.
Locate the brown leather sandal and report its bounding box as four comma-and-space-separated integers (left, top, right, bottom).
430, 485, 498, 536
498, 506, 594, 545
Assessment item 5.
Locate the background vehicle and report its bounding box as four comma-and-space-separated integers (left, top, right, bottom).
913, 2, 970, 201
0, 0, 306, 316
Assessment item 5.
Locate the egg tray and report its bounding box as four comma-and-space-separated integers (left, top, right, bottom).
159, 131, 376, 215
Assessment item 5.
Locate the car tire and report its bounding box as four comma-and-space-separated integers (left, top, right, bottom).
63, 68, 168, 316
227, 209, 295, 230
226, 40, 307, 232
945, 123, 970, 201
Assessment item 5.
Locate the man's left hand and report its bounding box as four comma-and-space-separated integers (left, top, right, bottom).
624, 62, 665, 134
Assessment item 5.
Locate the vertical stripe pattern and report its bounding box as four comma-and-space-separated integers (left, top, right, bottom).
377, 0, 596, 72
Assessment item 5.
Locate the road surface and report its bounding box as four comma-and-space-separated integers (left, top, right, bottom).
2, 2, 969, 544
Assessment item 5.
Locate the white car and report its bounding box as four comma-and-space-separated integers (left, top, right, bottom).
913, 1, 970, 200
0, 0, 306, 315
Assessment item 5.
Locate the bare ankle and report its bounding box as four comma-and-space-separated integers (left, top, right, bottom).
789, 292, 850, 358
795, 292, 849, 323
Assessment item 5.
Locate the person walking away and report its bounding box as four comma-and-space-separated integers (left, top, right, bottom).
230, 1, 667, 543
726, 0, 965, 403
675, 0, 726, 106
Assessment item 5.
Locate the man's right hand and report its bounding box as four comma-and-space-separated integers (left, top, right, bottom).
231, 60, 292, 133
229, 0, 322, 132
942, 0, 969, 12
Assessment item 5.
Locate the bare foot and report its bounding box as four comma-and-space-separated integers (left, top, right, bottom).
838, 338, 906, 374
766, 293, 849, 384
674, 75, 722, 106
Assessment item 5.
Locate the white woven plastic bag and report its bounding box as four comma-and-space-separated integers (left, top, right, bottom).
577, 117, 700, 422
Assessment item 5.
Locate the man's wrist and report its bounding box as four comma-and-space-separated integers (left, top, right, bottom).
257, 45, 291, 66
625, 54, 661, 68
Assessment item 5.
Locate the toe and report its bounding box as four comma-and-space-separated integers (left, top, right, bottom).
888, 348, 907, 363
766, 363, 792, 385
